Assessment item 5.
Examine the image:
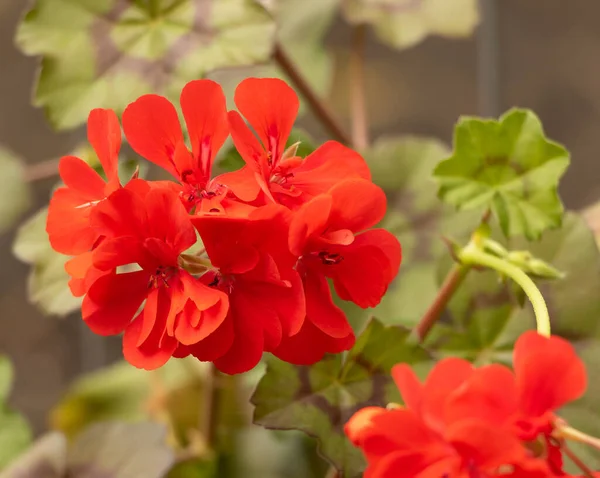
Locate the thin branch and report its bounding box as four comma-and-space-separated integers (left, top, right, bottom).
562, 443, 594, 478
202, 363, 222, 448
350, 24, 369, 150
556, 425, 600, 451
273, 43, 351, 145
24, 158, 61, 182
413, 265, 469, 342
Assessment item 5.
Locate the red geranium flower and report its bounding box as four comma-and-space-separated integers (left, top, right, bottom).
225, 78, 371, 209
122, 79, 252, 215
82, 183, 228, 370
46, 108, 121, 255
186, 205, 305, 374
347, 332, 588, 477
272, 178, 401, 364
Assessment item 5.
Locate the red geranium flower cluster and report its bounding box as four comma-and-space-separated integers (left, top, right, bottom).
345, 332, 589, 477
46, 78, 401, 374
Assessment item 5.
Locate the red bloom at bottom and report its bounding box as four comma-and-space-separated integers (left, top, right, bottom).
345, 332, 588, 477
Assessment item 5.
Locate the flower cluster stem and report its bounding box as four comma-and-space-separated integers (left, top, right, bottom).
558, 425, 600, 451
458, 246, 551, 337
561, 443, 595, 478
413, 264, 470, 342
202, 363, 221, 448
273, 43, 351, 145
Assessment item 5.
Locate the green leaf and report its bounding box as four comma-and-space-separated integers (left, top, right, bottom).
359, 136, 478, 327
167, 458, 217, 478
427, 213, 600, 470
16, 0, 276, 130
342, 0, 479, 50
67, 422, 174, 478
0, 146, 31, 235
209, 0, 338, 113
12, 208, 82, 317
252, 319, 430, 476
0, 357, 33, 471
434, 108, 570, 240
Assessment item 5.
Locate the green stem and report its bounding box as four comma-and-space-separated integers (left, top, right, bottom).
558, 425, 600, 451
459, 246, 551, 337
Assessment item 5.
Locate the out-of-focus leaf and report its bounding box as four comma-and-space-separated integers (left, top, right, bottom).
209, 0, 339, 112
51, 359, 205, 438
342, 0, 479, 50
16, 0, 276, 130
12, 208, 81, 317
2, 422, 174, 478
67, 422, 174, 478
252, 319, 430, 476
434, 109, 570, 240
358, 136, 478, 327
0, 357, 33, 471
0, 432, 66, 478
167, 458, 217, 478
0, 146, 31, 235
428, 213, 600, 470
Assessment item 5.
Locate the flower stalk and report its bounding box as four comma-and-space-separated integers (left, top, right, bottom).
458, 245, 551, 337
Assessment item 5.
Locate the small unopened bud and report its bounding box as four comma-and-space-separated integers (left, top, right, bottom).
527, 258, 565, 280
483, 239, 509, 258
281, 141, 301, 162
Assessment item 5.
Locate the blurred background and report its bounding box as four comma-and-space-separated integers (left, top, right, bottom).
1, 0, 600, 441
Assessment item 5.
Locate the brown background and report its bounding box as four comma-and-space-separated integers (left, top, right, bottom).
1, 0, 600, 432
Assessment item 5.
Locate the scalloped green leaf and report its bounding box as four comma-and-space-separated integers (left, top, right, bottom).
16, 0, 276, 130
252, 319, 430, 476
434, 108, 570, 240
342, 0, 479, 50
0, 146, 32, 235
427, 213, 600, 470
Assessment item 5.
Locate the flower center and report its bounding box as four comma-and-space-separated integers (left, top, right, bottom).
318, 251, 344, 265
148, 265, 177, 289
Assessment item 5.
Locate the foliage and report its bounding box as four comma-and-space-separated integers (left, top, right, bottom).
342, 0, 479, 50
252, 319, 431, 475
16, 0, 276, 130
1, 422, 174, 477
0, 357, 32, 470
434, 109, 570, 240
0, 147, 31, 236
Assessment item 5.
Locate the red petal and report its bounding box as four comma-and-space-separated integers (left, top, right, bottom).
514, 331, 587, 417
47, 187, 98, 255
91, 187, 148, 239
216, 166, 262, 203
345, 406, 388, 446
328, 230, 401, 308
327, 179, 387, 233
234, 78, 299, 165
65, 251, 107, 297
123, 287, 178, 370
92, 236, 149, 271
445, 419, 527, 471
87, 108, 121, 183
289, 141, 371, 202
192, 215, 258, 274
419, 358, 474, 432
58, 156, 106, 200
181, 80, 228, 181
187, 314, 235, 362
122, 94, 183, 178
443, 364, 518, 427
174, 273, 229, 344
288, 194, 332, 256
392, 364, 424, 412
82, 271, 148, 336
227, 110, 269, 177
272, 319, 354, 365
145, 187, 197, 253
